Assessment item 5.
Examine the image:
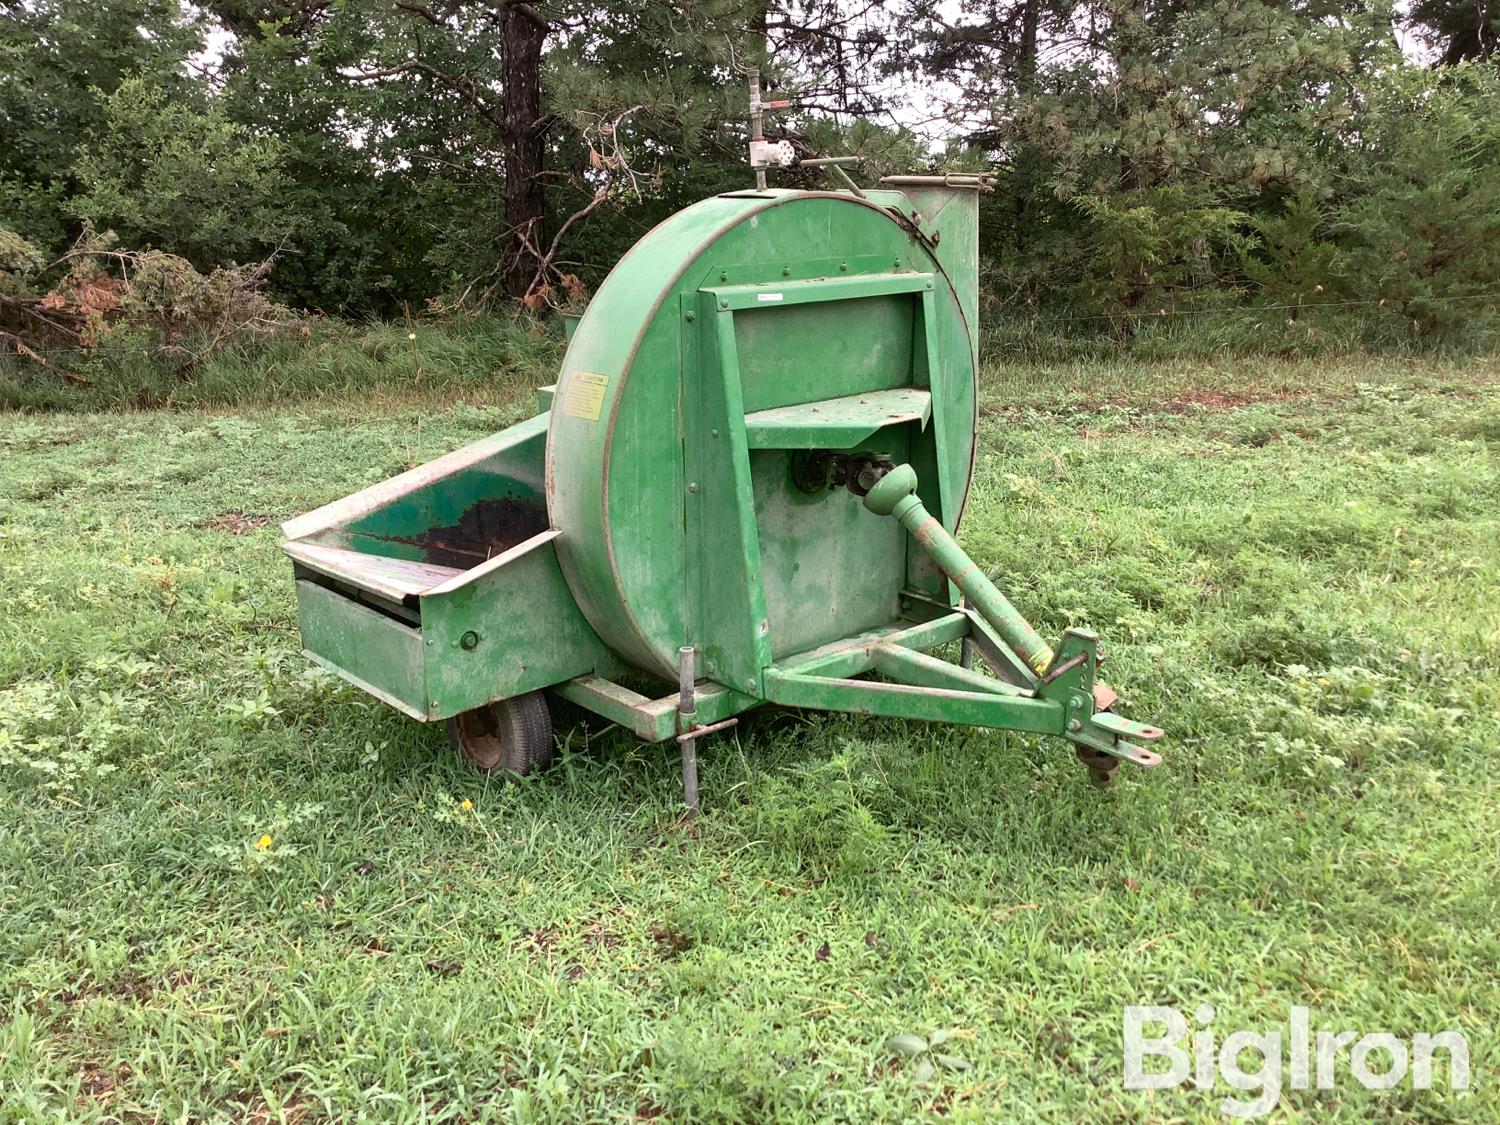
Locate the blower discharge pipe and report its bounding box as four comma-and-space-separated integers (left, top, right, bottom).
863, 465, 1055, 676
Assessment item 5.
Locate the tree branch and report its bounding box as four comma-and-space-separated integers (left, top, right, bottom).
342, 58, 510, 136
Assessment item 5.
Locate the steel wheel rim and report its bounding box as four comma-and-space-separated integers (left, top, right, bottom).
453, 706, 506, 771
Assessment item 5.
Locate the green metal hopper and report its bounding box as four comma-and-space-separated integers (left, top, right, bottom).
283, 164, 1162, 798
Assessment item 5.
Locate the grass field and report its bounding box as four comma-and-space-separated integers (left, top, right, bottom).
1, 354, 1497, 1122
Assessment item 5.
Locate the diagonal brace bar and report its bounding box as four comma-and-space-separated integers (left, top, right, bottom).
763, 668, 1063, 733
868, 643, 1030, 697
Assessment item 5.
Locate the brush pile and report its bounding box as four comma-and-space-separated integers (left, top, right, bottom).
0, 227, 298, 378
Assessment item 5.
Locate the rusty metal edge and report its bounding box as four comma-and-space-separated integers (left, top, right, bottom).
421, 528, 563, 597
302, 649, 429, 722
283, 413, 549, 543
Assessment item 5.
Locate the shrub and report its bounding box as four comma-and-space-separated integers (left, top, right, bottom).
71, 77, 293, 272
1332, 64, 1500, 337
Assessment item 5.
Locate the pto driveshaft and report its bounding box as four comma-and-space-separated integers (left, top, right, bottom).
864, 464, 1055, 676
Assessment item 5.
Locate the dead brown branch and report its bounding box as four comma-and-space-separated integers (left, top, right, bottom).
501, 104, 647, 312
1, 234, 294, 376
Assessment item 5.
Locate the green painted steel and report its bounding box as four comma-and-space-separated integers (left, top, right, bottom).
771, 611, 972, 679
763, 668, 1064, 733
546, 190, 979, 684
294, 579, 427, 719
880, 185, 982, 366
864, 464, 1056, 674
290, 531, 615, 723
743, 387, 931, 450
281, 411, 615, 722
867, 643, 1029, 697
550, 676, 759, 743
752, 445, 909, 659
418, 532, 616, 720
285, 412, 551, 562
281, 178, 1163, 780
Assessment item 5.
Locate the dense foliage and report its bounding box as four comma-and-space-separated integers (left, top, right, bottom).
2, 0, 1498, 350
934, 0, 1500, 333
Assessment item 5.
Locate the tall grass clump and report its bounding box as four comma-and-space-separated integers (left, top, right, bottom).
0, 311, 564, 412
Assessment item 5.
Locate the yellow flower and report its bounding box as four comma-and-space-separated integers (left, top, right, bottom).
255, 834, 273, 850
407, 332, 417, 341
460, 798, 473, 811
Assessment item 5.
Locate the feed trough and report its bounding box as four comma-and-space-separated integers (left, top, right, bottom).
282, 156, 1163, 801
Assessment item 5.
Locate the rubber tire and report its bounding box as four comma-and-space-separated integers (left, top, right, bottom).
446, 691, 554, 776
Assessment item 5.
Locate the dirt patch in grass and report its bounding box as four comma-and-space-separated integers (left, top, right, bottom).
519, 925, 564, 956
1139, 387, 1296, 412
77, 1061, 131, 1101
196, 509, 273, 535
58, 970, 153, 1006
648, 925, 693, 959
582, 917, 624, 950
982, 388, 1299, 421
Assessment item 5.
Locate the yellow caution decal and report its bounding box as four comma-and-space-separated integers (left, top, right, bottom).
561, 371, 610, 421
